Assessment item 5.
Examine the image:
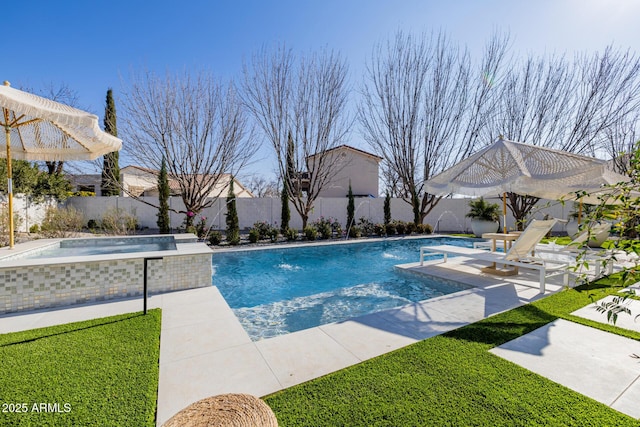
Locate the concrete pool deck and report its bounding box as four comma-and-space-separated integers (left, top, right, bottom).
1, 257, 639, 424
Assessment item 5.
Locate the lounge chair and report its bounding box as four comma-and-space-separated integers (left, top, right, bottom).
535, 222, 614, 277
420, 219, 569, 293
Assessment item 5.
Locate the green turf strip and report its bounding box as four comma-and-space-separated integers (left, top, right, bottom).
0, 309, 161, 427
266, 276, 640, 426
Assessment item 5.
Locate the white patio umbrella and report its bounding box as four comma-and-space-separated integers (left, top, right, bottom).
424, 137, 630, 232
0, 81, 121, 248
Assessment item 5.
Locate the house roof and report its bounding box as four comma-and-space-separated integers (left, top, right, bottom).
307, 145, 383, 162
120, 166, 253, 196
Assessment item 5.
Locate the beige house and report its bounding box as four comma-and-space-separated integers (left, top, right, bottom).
305, 145, 382, 197
70, 166, 253, 198
121, 166, 253, 198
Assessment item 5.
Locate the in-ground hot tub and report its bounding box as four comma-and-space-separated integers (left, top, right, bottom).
0, 234, 212, 314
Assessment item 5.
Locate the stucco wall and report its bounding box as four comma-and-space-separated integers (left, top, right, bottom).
64, 195, 573, 234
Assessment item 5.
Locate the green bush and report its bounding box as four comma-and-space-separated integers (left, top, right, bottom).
40, 206, 84, 238
226, 229, 240, 245
405, 222, 416, 234
357, 217, 375, 237
285, 227, 298, 241
249, 228, 260, 243
348, 225, 362, 238
385, 222, 396, 235
208, 231, 222, 245
395, 221, 406, 235
312, 217, 333, 239
304, 225, 318, 241
374, 223, 386, 236
28, 224, 40, 234
416, 223, 433, 234
267, 227, 279, 243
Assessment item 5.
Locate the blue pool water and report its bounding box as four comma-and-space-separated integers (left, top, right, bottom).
213, 237, 475, 340
19, 236, 177, 259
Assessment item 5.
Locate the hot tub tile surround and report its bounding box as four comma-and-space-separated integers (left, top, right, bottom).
0, 235, 212, 314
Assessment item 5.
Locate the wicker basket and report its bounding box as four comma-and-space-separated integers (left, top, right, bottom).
162, 393, 278, 427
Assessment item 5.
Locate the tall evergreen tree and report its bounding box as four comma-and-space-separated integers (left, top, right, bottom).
225, 178, 240, 245
347, 183, 355, 230
157, 156, 170, 233
384, 191, 392, 225
281, 132, 294, 232
101, 89, 121, 196
280, 184, 290, 233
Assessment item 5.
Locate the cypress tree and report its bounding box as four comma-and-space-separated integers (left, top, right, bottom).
347, 183, 355, 230
281, 131, 294, 232
280, 184, 290, 233
225, 178, 240, 245
101, 88, 121, 196
384, 191, 392, 225
157, 156, 170, 233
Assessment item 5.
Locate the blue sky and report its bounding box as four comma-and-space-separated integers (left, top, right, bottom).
3, 0, 639, 179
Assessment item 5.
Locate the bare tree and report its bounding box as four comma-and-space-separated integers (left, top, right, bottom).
246, 174, 280, 197
360, 30, 510, 223
30, 83, 81, 174
602, 114, 639, 175
121, 70, 258, 226
243, 46, 351, 228
486, 47, 640, 226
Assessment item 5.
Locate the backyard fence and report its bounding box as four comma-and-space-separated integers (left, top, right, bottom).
62, 195, 574, 235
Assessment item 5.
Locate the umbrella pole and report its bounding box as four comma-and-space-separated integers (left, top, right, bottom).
4, 125, 14, 248
577, 200, 583, 225
502, 192, 507, 234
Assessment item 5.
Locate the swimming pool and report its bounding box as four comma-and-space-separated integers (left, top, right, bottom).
212, 237, 475, 340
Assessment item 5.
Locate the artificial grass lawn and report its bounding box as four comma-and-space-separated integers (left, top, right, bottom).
0, 309, 161, 427
266, 276, 640, 426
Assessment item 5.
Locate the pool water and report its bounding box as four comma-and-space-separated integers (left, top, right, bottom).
19, 236, 177, 259
212, 237, 474, 340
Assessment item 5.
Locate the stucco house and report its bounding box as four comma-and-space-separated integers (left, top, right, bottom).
304, 145, 383, 197
70, 166, 253, 198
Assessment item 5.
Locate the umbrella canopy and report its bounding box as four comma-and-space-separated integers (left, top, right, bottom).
424, 137, 631, 232
424, 137, 628, 200
1, 81, 122, 248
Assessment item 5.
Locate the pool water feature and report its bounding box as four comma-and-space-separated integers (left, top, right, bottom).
213, 237, 474, 340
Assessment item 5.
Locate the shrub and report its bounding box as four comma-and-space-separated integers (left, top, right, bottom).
357, 217, 375, 237
373, 223, 386, 236
195, 216, 209, 239
348, 225, 362, 238
304, 225, 318, 241
249, 228, 260, 243
311, 217, 333, 239
395, 221, 406, 235
417, 223, 433, 234
285, 227, 298, 241
0, 203, 23, 246
405, 222, 416, 235
386, 222, 397, 235
208, 231, 222, 245
29, 224, 40, 234
40, 206, 84, 238
466, 197, 500, 221
87, 219, 99, 229
267, 227, 279, 243
101, 207, 138, 235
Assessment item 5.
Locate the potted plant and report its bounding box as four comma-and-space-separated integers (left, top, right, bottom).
466, 197, 500, 237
